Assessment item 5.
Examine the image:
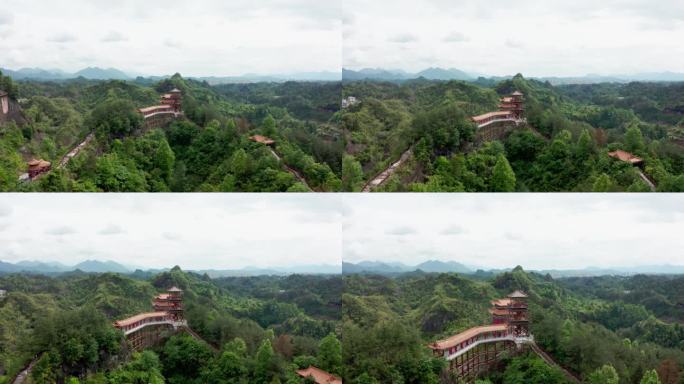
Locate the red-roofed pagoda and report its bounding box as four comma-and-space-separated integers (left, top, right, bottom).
429, 291, 532, 381
114, 287, 187, 351
139, 89, 183, 129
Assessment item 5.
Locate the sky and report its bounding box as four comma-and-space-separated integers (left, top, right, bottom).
342, 194, 684, 270
0, 0, 341, 76
343, 0, 684, 77
0, 194, 342, 270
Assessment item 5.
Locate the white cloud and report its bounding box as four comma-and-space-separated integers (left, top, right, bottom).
0, 194, 342, 270
101, 31, 128, 43
388, 33, 419, 44
2, 0, 341, 76
343, 194, 684, 270
443, 31, 469, 43
98, 224, 125, 235
343, 0, 684, 76
47, 33, 78, 43
46, 225, 77, 236
0, 11, 14, 25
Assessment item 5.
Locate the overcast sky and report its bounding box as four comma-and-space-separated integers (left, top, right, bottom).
0, 194, 341, 270
343, 0, 684, 77
0, 0, 341, 76
343, 194, 684, 270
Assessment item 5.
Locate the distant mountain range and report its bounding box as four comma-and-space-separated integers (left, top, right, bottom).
343, 260, 684, 277
4, 66, 683, 84
0, 67, 340, 83
0, 259, 340, 276
342, 67, 473, 82
342, 260, 472, 274
342, 68, 684, 84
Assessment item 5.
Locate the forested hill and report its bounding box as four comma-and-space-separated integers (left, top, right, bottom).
0, 72, 343, 192
342, 267, 684, 383
341, 75, 684, 192
0, 267, 342, 383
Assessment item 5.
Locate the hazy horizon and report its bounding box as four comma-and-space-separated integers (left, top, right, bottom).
0, 194, 342, 270
342, 194, 684, 270
0, 0, 341, 77
343, 0, 684, 77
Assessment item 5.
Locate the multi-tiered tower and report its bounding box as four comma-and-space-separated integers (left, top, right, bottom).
153, 286, 184, 321
490, 290, 529, 337
498, 91, 524, 120
160, 88, 182, 113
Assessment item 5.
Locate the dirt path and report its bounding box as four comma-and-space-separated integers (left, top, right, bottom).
530, 342, 580, 383
179, 326, 219, 352
12, 355, 40, 384
362, 147, 413, 192
58, 133, 94, 169
268, 148, 313, 191
637, 169, 657, 191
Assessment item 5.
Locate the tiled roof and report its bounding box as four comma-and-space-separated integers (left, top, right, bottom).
296, 366, 342, 384
508, 290, 528, 298
114, 312, 169, 327
608, 150, 643, 164
471, 111, 512, 122
428, 324, 508, 350
250, 135, 276, 145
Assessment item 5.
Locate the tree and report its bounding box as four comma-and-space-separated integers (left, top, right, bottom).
154, 138, 175, 182
109, 351, 165, 384
592, 173, 614, 192
161, 334, 214, 383
255, 339, 275, 384
318, 333, 342, 375
588, 364, 619, 384
273, 334, 294, 359
625, 125, 646, 153
90, 99, 143, 139
342, 155, 364, 192
229, 149, 252, 179
576, 129, 597, 159
202, 351, 248, 383
31, 353, 58, 384
640, 370, 662, 384
656, 359, 681, 384
262, 115, 277, 137
491, 154, 516, 192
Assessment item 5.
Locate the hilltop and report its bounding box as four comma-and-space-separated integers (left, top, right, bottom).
341, 74, 684, 192
342, 266, 684, 383
0, 73, 343, 192
0, 267, 342, 383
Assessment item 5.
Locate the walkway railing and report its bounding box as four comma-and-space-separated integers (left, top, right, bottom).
476, 118, 526, 129
123, 319, 187, 336
444, 334, 533, 361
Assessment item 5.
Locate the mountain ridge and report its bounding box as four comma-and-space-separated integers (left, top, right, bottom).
0, 259, 341, 276
343, 260, 684, 277
342, 67, 684, 84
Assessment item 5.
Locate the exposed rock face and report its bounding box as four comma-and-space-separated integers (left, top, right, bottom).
0, 91, 26, 125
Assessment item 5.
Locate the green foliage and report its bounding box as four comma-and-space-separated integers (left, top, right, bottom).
640, 370, 662, 384
491, 153, 516, 191
342, 155, 364, 191
90, 99, 143, 139
501, 354, 569, 384
343, 76, 684, 191
1, 76, 341, 192
588, 364, 619, 384
109, 351, 166, 384
0, 270, 340, 383
317, 333, 342, 375
255, 339, 276, 384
